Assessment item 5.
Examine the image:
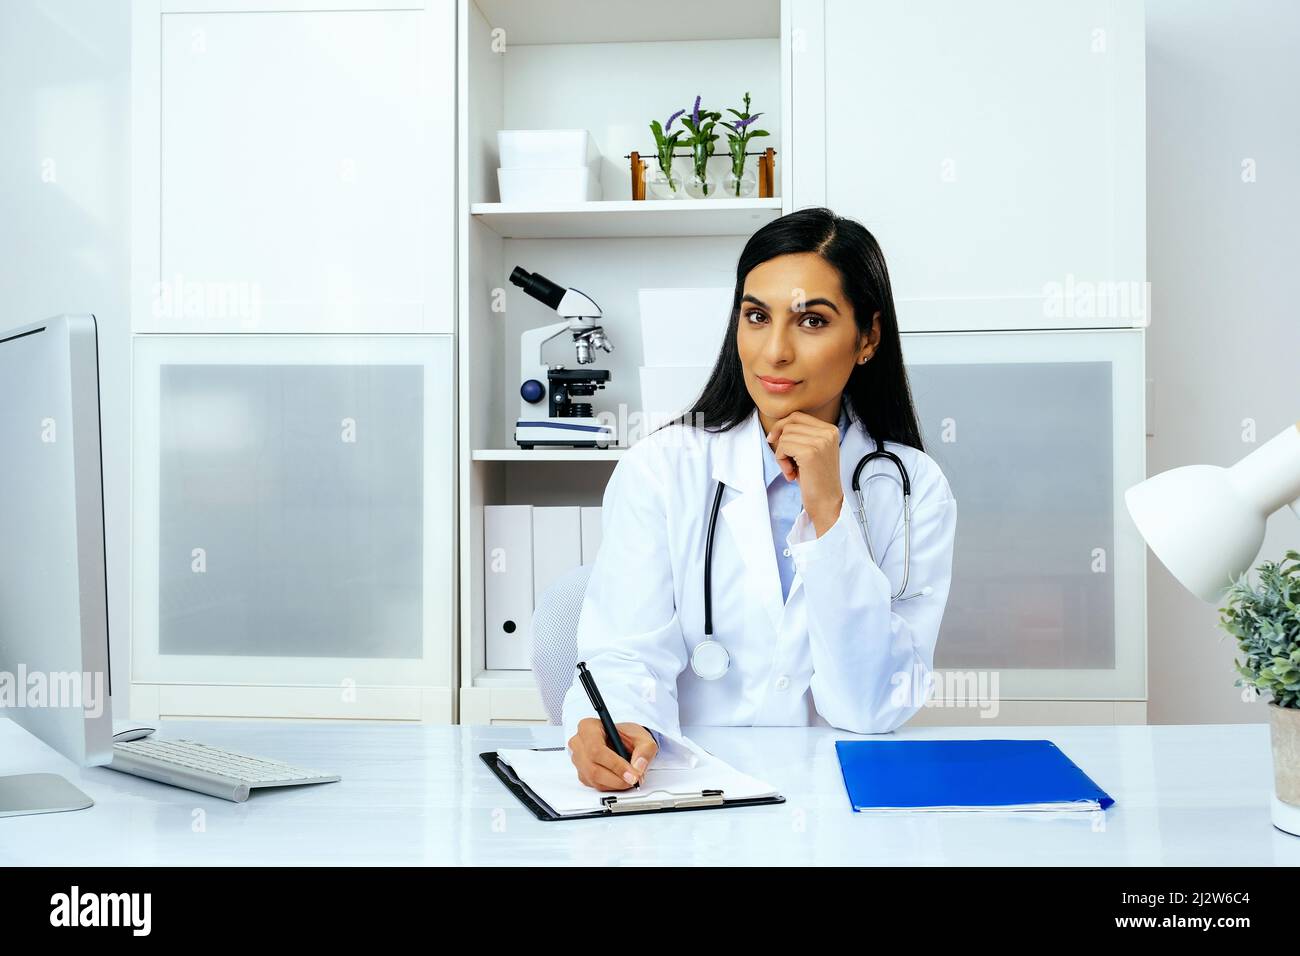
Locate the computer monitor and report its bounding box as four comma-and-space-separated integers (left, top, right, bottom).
0, 314, 114, 816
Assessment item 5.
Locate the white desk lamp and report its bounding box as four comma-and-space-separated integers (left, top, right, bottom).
1125, 421, 1300, 602
1124, 420, 1300, 836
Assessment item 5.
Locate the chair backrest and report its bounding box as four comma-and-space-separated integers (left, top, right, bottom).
530, 562, 594, 724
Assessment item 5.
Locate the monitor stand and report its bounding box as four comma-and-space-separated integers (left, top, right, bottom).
0, 772, 94, 817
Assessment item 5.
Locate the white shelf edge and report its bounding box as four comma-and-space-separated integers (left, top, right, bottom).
470, 197, 782, 214
473, 669, 539, 688
472, 448, 626, 461
469, 197, 784, 239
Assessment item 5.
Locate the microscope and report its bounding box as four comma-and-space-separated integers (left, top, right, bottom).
510, 266, 617, 448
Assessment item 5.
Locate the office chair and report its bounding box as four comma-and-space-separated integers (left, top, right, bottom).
530, 562, 594, 724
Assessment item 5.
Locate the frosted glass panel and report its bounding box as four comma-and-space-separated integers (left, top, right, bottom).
157, 364, 423, 658
908, 361, 1114, 670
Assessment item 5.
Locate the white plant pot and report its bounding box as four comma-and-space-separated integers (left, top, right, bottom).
1269, 702, 1300, 836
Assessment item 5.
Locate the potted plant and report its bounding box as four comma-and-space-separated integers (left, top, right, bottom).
646, 107, 686, 199
721, 92, 770, 198
680, 95, 722, 198
1219, 548, 1300, 835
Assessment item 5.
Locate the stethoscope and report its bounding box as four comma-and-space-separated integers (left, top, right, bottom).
690, 436, 933, 681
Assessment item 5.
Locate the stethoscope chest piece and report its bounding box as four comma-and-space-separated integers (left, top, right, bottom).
690, 639, 730, 681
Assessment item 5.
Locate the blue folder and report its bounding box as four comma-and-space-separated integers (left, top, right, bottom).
835, 739, 1115, 812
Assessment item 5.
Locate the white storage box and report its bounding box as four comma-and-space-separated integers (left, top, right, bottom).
498, 129, 600, 169
638, 287, 733, 367
497, 167, 602, 203
639, 366, 712, 430
496, 129, 603, 202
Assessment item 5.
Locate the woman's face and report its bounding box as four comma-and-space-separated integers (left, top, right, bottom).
736, 252, 880, 425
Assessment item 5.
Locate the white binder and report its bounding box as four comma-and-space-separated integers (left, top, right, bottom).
580, 506, 602, 565
532, 506, 581, 603
484, 505, 533, 670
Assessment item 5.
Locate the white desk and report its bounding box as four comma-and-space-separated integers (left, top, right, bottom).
1, 718, 1296, 865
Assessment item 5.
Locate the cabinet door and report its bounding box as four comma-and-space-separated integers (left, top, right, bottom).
131, 334, 454, 699
132, 0, 454, 333
792, 0, 1145, 331
902, 329, 1145, 699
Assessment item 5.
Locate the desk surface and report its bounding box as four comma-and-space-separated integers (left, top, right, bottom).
1, 718, 1295, 865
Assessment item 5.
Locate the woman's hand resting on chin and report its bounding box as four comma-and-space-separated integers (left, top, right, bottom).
766, 410, 845, 537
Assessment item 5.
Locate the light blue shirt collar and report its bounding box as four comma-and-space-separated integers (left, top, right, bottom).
761, 404, 852, 488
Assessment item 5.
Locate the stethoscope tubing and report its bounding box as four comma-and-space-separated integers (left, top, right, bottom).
699, 436, 916, 667
703, 480, 726, 638
851, 439, 912, 600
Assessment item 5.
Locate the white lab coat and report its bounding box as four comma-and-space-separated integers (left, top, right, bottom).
561, 402, 957, 768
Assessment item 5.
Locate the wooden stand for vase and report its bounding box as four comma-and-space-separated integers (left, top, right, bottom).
629, 147, 776, 200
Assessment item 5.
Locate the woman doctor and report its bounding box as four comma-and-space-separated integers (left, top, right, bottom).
563, 206, 957, 790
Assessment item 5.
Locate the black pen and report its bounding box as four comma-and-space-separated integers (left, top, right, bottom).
576, 661, 640, 790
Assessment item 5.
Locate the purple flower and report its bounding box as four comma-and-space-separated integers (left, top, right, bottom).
665, 108, 685, 131
692, 95, 701, 128
734, 112, 763, 131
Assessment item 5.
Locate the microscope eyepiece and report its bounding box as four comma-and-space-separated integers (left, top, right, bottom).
509, 266, 566, 312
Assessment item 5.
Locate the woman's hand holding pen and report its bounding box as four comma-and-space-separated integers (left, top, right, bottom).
766, 410, 844, 536
569, 719, 658, 791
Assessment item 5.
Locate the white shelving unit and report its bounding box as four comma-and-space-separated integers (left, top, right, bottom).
456, 0, 789, 724
459, 0, 1149, 727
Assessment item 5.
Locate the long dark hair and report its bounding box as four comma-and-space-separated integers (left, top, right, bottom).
655, 206, 924, 452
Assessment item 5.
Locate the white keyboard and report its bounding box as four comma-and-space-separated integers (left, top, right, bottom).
109, 738, 340, 803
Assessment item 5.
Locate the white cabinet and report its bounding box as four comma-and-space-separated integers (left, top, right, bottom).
129, 0, 458, 720
792, 0, 1146, 332
786, 0, 1148, 715
903, 329, 1146, 700
132, 0, 455, 334
131, 334, 455, 720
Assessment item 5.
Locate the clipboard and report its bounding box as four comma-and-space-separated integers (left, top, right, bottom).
481, 748, 786, 821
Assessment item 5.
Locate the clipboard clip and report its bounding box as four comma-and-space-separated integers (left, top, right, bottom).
601, 788, 725, 813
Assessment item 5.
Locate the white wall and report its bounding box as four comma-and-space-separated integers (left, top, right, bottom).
1146, 0, 1300, 724
0, 1, 133, 716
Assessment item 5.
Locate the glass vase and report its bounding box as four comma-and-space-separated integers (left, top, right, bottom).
645, 161, 684, 200
685, 169, 719, 199
724, 167, 758, 198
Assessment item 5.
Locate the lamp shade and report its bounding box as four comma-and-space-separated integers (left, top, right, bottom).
1125, 422, 1300, 603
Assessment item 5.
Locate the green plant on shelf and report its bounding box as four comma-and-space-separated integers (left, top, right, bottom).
721, 91, 770, 197
648, 107, 686, 195
681, 95, 722, 196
